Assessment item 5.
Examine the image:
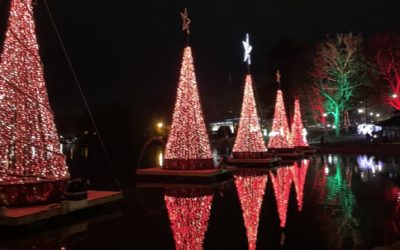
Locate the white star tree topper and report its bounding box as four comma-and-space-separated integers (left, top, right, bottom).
242, 33, 252, 65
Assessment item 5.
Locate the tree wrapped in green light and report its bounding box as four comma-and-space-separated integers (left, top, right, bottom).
311, 33, 367, 136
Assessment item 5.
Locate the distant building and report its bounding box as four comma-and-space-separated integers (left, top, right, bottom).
209, 120, 237, 134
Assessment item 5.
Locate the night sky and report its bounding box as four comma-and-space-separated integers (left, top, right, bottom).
1, 0, 400, 167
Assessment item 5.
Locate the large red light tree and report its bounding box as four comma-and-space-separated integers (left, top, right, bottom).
233, 75, 267, 158
291, 98, 309, 147
164, 187, 214, 250
234, 170, 268, 250
0, 0, 69, 185
369, 33, 400, 110
164, 10, 213, 170
268, 71, 292, 149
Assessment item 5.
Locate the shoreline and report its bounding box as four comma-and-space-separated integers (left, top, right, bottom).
314, 142, 400, 156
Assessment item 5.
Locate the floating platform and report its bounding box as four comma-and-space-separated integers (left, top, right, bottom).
295, 146, 317, 155
268, 148, 304, 160
135, 166, 235, 182
226, 157, 281, 167
0, 190, 123, 226
136, 179, 231, 189
273, 152, 304, 159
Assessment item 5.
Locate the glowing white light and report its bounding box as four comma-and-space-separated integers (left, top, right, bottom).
242, 33, 252, 65
369, 112, 374, 116
357, 123, 382, 135
376, 113, 380, 117
392, 93, 398, 98
357, 155, 384, 172
323, 113, 328, 117
358, 108, 364, 113
325, 166, 329, 175
302, 128, 308, 144
159, 151, 163, 167
328, 155, 333, 165
268, 131, 280, 137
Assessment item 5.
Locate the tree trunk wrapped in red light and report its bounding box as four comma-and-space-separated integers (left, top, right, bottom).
234, 170, 268, 250
270, 166, 293, 228
233, 75, 268, 159
292, 160, 309, 211
164, 187, 214, 250
267, 90, 292, 149
164, 47, 213, 170
0, 0, 69, 205
291, 98, 309, 147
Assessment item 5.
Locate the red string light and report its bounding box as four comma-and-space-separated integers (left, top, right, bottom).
291, 98, 309, 147
165, 191, 213, 250
292, 160, 309, 211
270, 166, 293, 228
234, 171, 268, 250
164, 46, 213, 170
0, 0, 68, 181
268, 90, 292, 148
233, 75, 267, 155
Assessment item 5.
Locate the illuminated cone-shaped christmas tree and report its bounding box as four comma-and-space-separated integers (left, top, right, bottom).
164, 46, 213, 170
0, 0, 68, 182
165, 187, 214, 250
234, 170, 268, 250
291, 98, 309, 147
292, 160, 309, 211
233, 75, 267, 159
270, 166, 293, 228
268, 72, 292, 148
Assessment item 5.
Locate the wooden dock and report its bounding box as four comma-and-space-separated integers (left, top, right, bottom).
0, 190, 123, 226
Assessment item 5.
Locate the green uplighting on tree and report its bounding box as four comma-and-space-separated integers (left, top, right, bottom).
311, 33, 367, 136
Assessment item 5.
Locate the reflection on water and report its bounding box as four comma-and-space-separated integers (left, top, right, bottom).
270, 166, 293, 229
292, 159, 309, 211
164, 187, 214, 250
2, 155, 400, 250
234, 170, 268, 250
324, 158, 360, 248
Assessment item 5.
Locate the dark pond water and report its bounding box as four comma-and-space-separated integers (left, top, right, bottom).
1, 154, 400, 250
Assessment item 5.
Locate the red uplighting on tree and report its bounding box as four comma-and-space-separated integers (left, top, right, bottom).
165, 188, 214, 250
292, 160, 309, 211
234, 170, 268, 250
0, 0, 69, 182
233, 74, 267, 155
164, 46, 213, 170
291, 98, 309, 147
307, 85, 326, 127
268, 90, 292, 148
369, 33, 400, 110
270, 166, 293, 228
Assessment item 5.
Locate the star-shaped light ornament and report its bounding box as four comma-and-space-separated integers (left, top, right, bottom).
242, 33, 252, 65
180, 8, 191, 35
